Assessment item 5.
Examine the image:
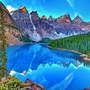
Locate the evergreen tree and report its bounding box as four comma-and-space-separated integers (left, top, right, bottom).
0, 8, 8, 79
48, 32, 90, 58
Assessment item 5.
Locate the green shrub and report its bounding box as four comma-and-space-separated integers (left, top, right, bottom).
21, 34, 34, 43
87, 52, 90, 58
0, 76, 27, 90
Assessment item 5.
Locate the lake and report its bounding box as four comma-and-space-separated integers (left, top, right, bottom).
6, 43, 90, 90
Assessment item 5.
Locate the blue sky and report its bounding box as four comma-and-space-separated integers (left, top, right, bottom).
0, 0, 90, 22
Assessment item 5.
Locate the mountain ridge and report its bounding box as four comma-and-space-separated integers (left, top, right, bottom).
1, 2, 90, 43
11, 6, 90, 42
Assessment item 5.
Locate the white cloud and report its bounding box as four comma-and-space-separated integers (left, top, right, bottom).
66, 0, 75, 9
6, 5, 15, 12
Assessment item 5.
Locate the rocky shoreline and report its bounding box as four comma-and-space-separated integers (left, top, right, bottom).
48, 46, 90, 62
24, 79, 45, 90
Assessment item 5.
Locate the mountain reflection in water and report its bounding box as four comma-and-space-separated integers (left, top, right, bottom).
6, 44, 90, 90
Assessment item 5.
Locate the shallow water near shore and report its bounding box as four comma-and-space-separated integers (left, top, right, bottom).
6, 43, 90, 90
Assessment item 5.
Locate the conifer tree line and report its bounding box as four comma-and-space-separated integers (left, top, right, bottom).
0, 8, 8, 79
48, 33, 90, 58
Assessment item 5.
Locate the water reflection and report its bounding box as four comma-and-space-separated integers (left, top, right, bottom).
78, 58, 90, 67
7, 44, 81, 72
6, 44, 90, 90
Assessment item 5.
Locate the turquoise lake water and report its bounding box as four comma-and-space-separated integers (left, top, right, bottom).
6, 43, 90, 90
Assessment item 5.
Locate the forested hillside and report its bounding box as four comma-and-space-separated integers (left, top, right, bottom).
48, 32, 90, 56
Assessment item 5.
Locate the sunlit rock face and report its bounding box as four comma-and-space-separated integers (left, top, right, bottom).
19, 6, 27, 12
12, 7, 90, 42
12, 7, 34, 33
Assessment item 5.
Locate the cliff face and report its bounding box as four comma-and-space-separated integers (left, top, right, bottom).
5, 31, 22, 45
0, 1, 22, 45
12, 7, 34, 33
12, 6, 90, 42
12, 10, 57, 42
0, 2, 15, 24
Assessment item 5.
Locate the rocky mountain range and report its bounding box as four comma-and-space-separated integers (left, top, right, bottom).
1, 1, 90, 43
11, 6, 90, 42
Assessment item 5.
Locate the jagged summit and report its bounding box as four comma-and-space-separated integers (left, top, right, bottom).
12, 6, 28, 14
58, 13, 71, 23
73, 15, 84, 23
41, 15, 46, 19
19, 6, 27, 12
30, 11, 40, 20
48, 15, 52, 20
30, 11, 38, 15
62, 13, 70, 18
48, 15, 55, 21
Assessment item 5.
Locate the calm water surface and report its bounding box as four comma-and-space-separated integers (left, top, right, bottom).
6, 43, 90, 90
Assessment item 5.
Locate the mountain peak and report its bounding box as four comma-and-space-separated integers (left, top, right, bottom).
41, 15, 46, 19
73, 15, 84, 23
30, 11, 40, 21
58, 13, 71, 23
30, 11, 38, 15
48, 15, 53, 21
63, 12, 70, 17
19, 6, 27, 12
